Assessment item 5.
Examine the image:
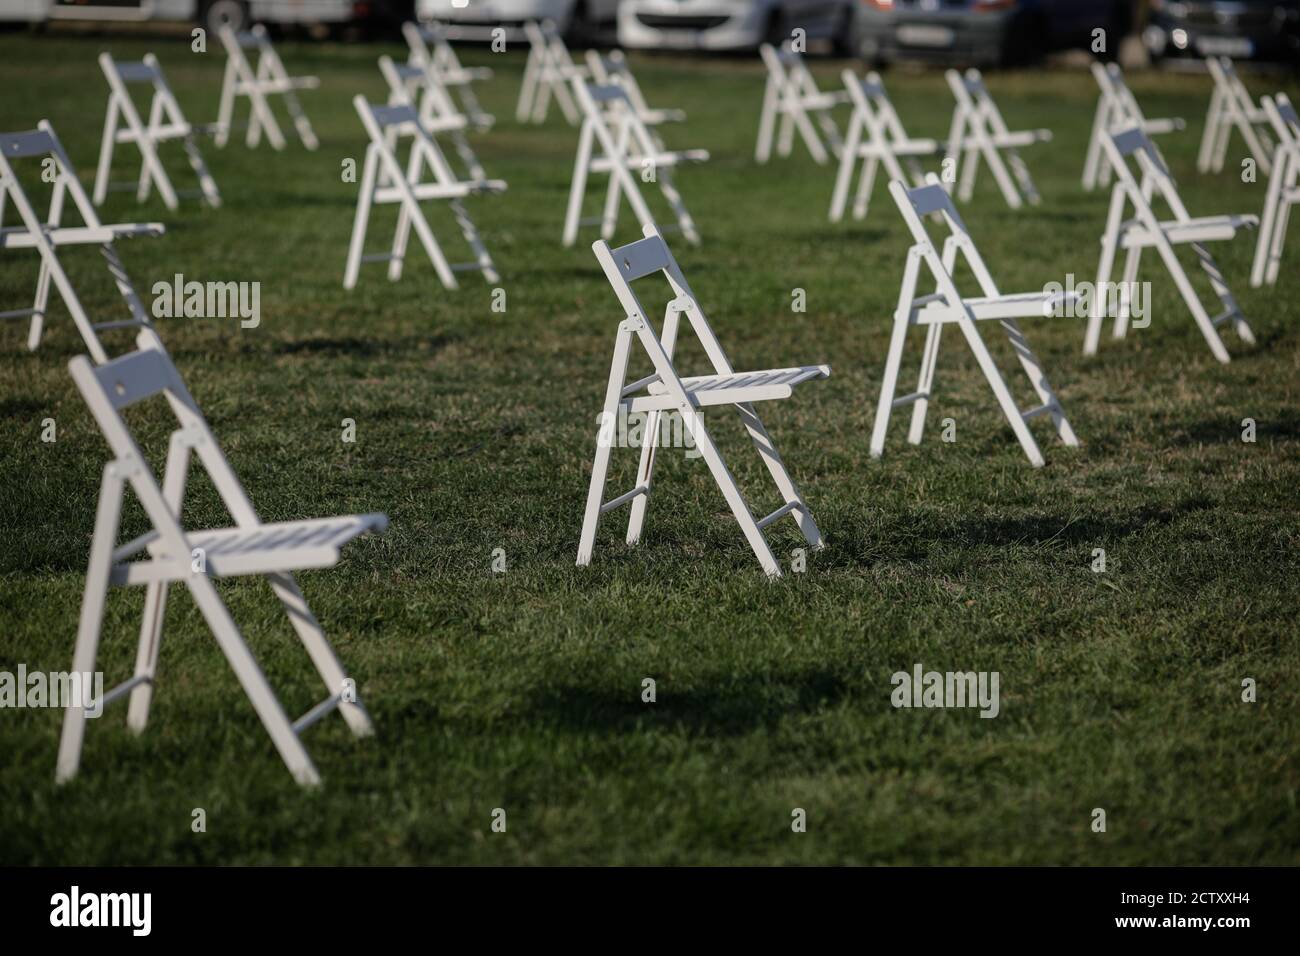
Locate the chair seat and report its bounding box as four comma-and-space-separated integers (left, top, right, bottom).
628, 365, 830, 411
113, 513, 388, 585
914, 289, 1080, 323
0, 222, 164, 249
1120, 214, 1258, 248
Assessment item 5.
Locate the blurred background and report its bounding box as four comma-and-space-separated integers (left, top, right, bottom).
1, 1, 1296, 70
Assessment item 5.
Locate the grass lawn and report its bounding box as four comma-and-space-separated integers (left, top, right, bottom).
0, 31, 1298, 865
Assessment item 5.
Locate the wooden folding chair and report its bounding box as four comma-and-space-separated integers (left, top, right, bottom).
0, 121, 164, 363
1198, 57, 1274, 176
93, 53, 221, 212
1087, 126, 1256, 364
944, 68, 1049, 209
517, 19, 585, 125
402, 20, 494, 132
755, 42, 847, 165
584, 48, 685, 140
214, 24, 319, 152
578, 224, 829, 578
379, 55, 488, 181
1082, 61, 1184, 191
830, 69, 942, 222
1252, 93, 1300, 287
344, 96, 505, 291
872, 175, 1079, 468
57, 331, 387, 787
563, 77, 708, 248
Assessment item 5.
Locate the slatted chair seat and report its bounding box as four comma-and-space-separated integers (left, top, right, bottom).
628, 365, 830, 411
215, 24, 319, 151
94, 53, 221, 211
578, 225, 829, 578
113, 514, 390, 584
57, 332, 388, 787
871, 176, 1079, 468
0, 121, 164, 363
1086, 125, 1255, 363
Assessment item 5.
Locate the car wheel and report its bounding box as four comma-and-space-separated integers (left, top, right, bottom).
202, 0, 249, 36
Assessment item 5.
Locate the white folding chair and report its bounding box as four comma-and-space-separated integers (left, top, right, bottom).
214, 24, 319, 151
344, 96, 504, 291
1251, 93, 1300, 287
0, 121, 164, 364
1087, 126, 1256, 364
578, 224, 829, 578
1082, 61, 1184, 191
1198, 57, 1274, 176
755, 41, 847, 165
872, 176, 1079, 468
402, 20, 494, 132
830, 69, 941, 222
57, 331, 387, 787
944, 68, 1049, 209
584, 49, 685, 139
563, 77, 708, 248
93, 53, 221, 212
379, 54, 488, 181
517, 19, 585, 125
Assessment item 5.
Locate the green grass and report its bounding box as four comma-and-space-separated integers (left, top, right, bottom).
1, 33, 1298, 865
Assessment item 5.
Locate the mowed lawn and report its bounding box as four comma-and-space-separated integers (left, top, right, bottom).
1, 31, 1298, 865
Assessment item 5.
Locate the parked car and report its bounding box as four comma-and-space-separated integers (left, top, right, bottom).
617, 0, 858, 54
0, 0, 389, 35
1144, 0, 1300, 63
853, 0, 1131, 66
416, 0, 621, 41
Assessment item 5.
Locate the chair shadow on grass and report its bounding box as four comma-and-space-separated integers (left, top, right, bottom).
271, 333, 458, 358
525, 669, 852, 737
1172, 410, 1300, 446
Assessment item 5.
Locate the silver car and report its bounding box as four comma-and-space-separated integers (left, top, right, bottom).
618, 0, 858, 53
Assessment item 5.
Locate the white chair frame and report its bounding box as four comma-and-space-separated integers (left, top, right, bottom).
1087, 126, 1256, 364
58, 331, 387, 787
563, 77, 708, 248
517, 19, 585, 125
755, 42, 846, 165
215, 24, 320, 151
403, 20, 494, 131
584, 48, 684, 150
578, 224, 829, 578
93, 53, 221, 211
1252, 93, 1300, 287
830, 68, 941, 222
1, 121, 163, 363
1082, 61, 1184, 191
379, 54, 488, 181
944, 68, 1049, 209
344, 96, 504, 291
872, 176, 1079, 468
1198, 57, 1274, 176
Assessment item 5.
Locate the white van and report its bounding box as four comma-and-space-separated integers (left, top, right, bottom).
0, 0, 360, 36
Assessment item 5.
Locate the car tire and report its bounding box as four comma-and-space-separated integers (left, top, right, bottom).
201, 0, 249, 37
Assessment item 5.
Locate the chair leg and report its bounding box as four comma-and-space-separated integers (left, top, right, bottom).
1002, 318, 1079, 447
1113, 244, 1143, 340
1192, 241, 1254, 346
870, 313, 911, 458
1153, 238, 1233, 363
578, 324, 633, 566
56, 466, 123, 784
625, 410, 661, 546
27, 257, 51, 352
562, 122, 594, 247
125, 580, 169, 733
186, 575, 321, 786
736, 402, 823, 550
907, 321, 942, 444
955, 317, 1045, 467
267, 572, 374, 738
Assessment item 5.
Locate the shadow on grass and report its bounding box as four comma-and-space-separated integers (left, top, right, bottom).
271, 333, 458, 357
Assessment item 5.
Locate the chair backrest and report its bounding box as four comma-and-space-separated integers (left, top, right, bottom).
592, 224, 733, 374
353, 95, 461, 189
379, 54, 463, 129
584, 49, 652, 117
1103, 125, 1191, 222
843, 69, 913, 145
573, 78, 659, 158
68, 331, 260, 533
99, 52, 188, 130
948, 68, 1011, 136
888, 174, 1002, 302
1264, 92, 1300, 147
1093, 62, 1150, 127
0, 121, 105, 233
